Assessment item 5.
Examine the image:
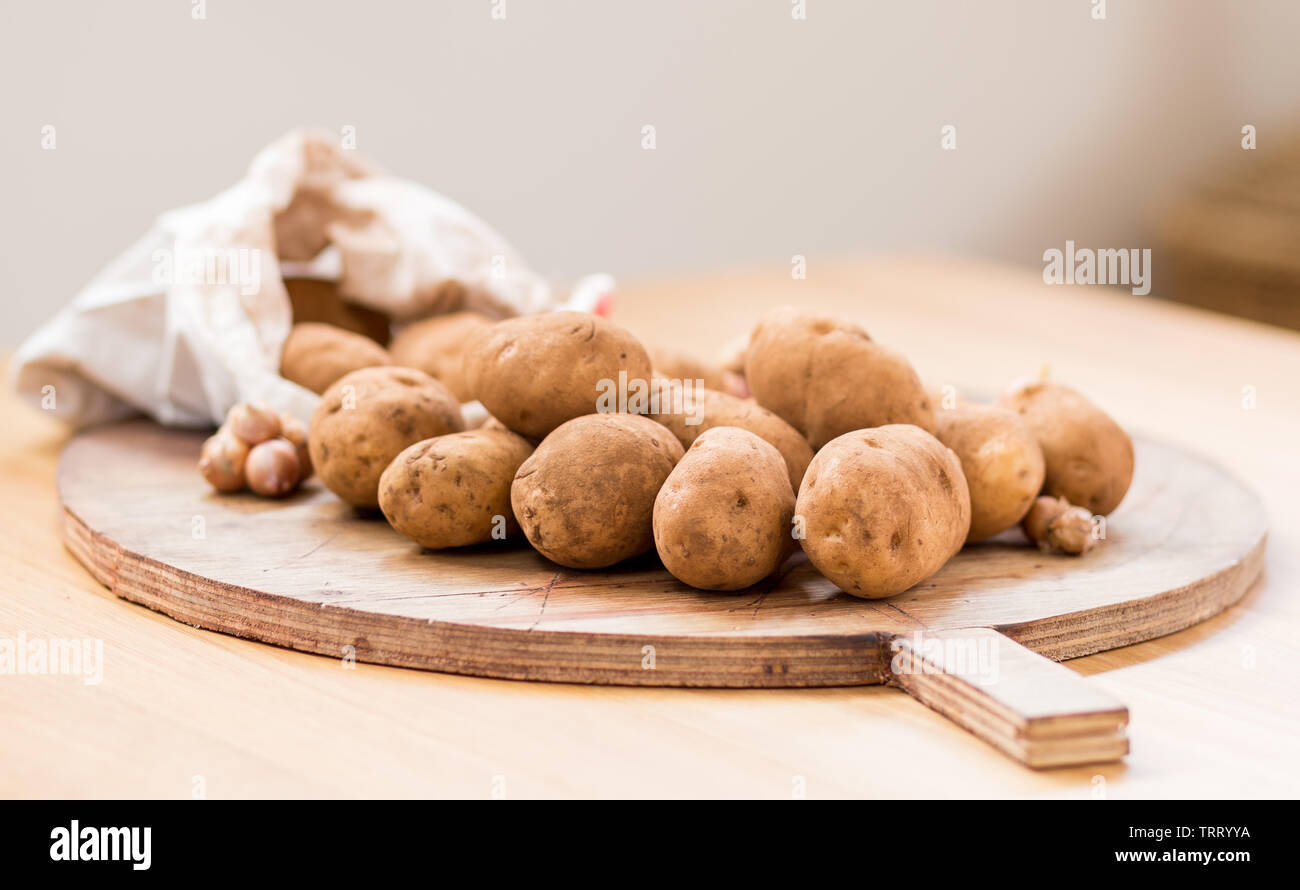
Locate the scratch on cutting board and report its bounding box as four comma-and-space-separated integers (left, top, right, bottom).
527, 573, 560, 630
269, 531, 342, 571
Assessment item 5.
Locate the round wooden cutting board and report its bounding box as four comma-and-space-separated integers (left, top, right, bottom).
58, 420, 1266, 768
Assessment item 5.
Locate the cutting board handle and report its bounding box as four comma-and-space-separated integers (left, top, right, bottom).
884, 628, 1129, 769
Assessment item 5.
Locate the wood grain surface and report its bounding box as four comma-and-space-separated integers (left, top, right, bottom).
57, 421, 1265, 695
5, 256, 1300, 797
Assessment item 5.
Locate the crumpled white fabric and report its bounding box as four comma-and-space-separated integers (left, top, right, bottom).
9, 129, 609, 428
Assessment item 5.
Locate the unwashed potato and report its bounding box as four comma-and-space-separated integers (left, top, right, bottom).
379, 428, 534, 549
653, 427, 795, 590
281, 322, 392, 395
309, 366, 464, 508
997, 380, 1134, 516
284, 276, 391, 345
649, 382, 813, 493
464, 312, 653, 439
933, 401, 1045, 542
481, 414, 539, 443
796, 424, 970, 598
511, 413, 683, 569
745, 306, 934, 449
388, 311, 494, 401
648, 346, 726, 391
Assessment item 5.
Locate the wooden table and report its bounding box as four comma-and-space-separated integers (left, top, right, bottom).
3, 256, 1298, 799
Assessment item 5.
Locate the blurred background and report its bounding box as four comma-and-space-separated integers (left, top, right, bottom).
3, 0, 1300, 347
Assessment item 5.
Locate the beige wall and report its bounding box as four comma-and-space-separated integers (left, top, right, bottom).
3, 0, 1298, 345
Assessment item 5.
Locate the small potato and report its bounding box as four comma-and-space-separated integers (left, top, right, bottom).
649, 382, 813, 494
464, 312, 653, 439
934, 402, 1045, 542
511, 413, 683, 569
745, 306, 934, 449
281, 322, 392, 395
388, 311, 494, 401
648, 346, 726, 391
653, 427, 796, 590
309, 366, 465, 508
379, 428, 535, 549
199, 429, 250, 492
796, 424, 970, 598
997, 380, 1134, 516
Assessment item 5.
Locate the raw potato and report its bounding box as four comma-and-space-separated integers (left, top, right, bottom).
648, 346, 725, 391
379, 428, 535, 549
388, 311, 494, 401
649, 382, 813, 493
511, 413, 683, 569
745, 306, 934, 449
281, 322, 392, 395
284, 276, 392, 345
482, 414, 538, 443
464, 312, 653, 439
653, 427, 796, 590
309, 366, 465, 508
933, 402, 1045, 542
796, 424, 970, 598
997, 380, 1134, 516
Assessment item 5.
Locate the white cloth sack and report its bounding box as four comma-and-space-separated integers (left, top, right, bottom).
9, 129, 609, 428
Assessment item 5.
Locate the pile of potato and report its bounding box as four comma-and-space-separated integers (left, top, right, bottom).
206, 301, 1136, 599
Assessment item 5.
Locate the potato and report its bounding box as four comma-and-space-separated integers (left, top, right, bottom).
511, 413, 683, 569
933, 402, 1045, 542
388, 311, 494, 401
379, 428, 534, 548
796, 424, 970, 598
284, 276, 391, 345
464, 312, 653, 439
653, 427, 795, 590
309, 366, 465, 508
648, 346, 725, 391
997, 380, 1133, 515
281, 322, 392, 395
744, 306, 934, 449
649, 382, 813, 493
